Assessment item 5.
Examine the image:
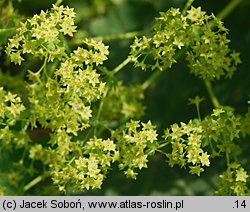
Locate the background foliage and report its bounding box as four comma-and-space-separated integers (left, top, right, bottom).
0, 0, 250, 195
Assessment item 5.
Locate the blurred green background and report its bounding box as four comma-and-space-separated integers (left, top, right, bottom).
0, 0, 250, 195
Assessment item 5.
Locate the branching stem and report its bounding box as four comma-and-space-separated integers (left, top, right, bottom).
156, 149, 168, 156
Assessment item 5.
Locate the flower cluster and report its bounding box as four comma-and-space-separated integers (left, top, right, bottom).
164, 107, 241, 176
5, 4, 109, 136
186, 10, 241, 80
0, 87, 25, 120
0, 87, 29, 148
27, 38, 107, 135
5, 4, 111, 193
112, 120, 158, 179
6, 4, 77, 63
215, 163, 249, 195
164, 120, 210, 176
130, 7, 241, 80
72, 39, 109, 66
1, 3, 249, 195
202, 107, 241, 154
49, 137, 118, 192
130, 8, 187, 71
0, 1, 23, 32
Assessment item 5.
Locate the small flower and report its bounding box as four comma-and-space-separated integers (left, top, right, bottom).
189, 165, 204, 176
170, 8, 180, 17
142, 120, 155, 131
29, 144, 44, 159
102, 139, 116, 152
170, 123, 183, 140
60, 20, 77, 37
124, 169, 138, 179
187, 6, 206, 23
236, 168, 249, 182
187, 133, 201, 146
63, 6, 76, 18
144, 129, 158, 143
9, 51, 24, 65
212, 108, 225, 117
186, 148, 200, 165
199, 152, 210, 166
136, 155, 148, 169
126, 120, 140, 133
173, 38, 184, 49
230, 51, 241, 65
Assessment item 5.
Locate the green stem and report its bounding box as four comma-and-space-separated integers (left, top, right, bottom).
41, 54, 49, 80
24, 175, 44, 191
141, 70, 161, 90
0, 27, 16, 33
146, 140, 169, 155
204, 80, 220, 108
158, 142, 170, 149
96, 89, 108, 120
142, 49, 186, 90
156, 149, 168, 157
209, 141, 217, 156
226, 153, 230, 166
83, 128, 93, 143
203, 1, 242, 109
182, 0, 194, 14
94, 87, 108, 135
72, 0, 240, 45
197, 104, 201, 121
95, 123, 112, 138
31, 54, 48, 82
60, 33, 71, 54
111, 57, 131, 75
73, 30, 150, 45
55, 0, 63, 6
217, 0, 242, 20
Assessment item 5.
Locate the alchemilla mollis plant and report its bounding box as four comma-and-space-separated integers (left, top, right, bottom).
0, 0, 249, 195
